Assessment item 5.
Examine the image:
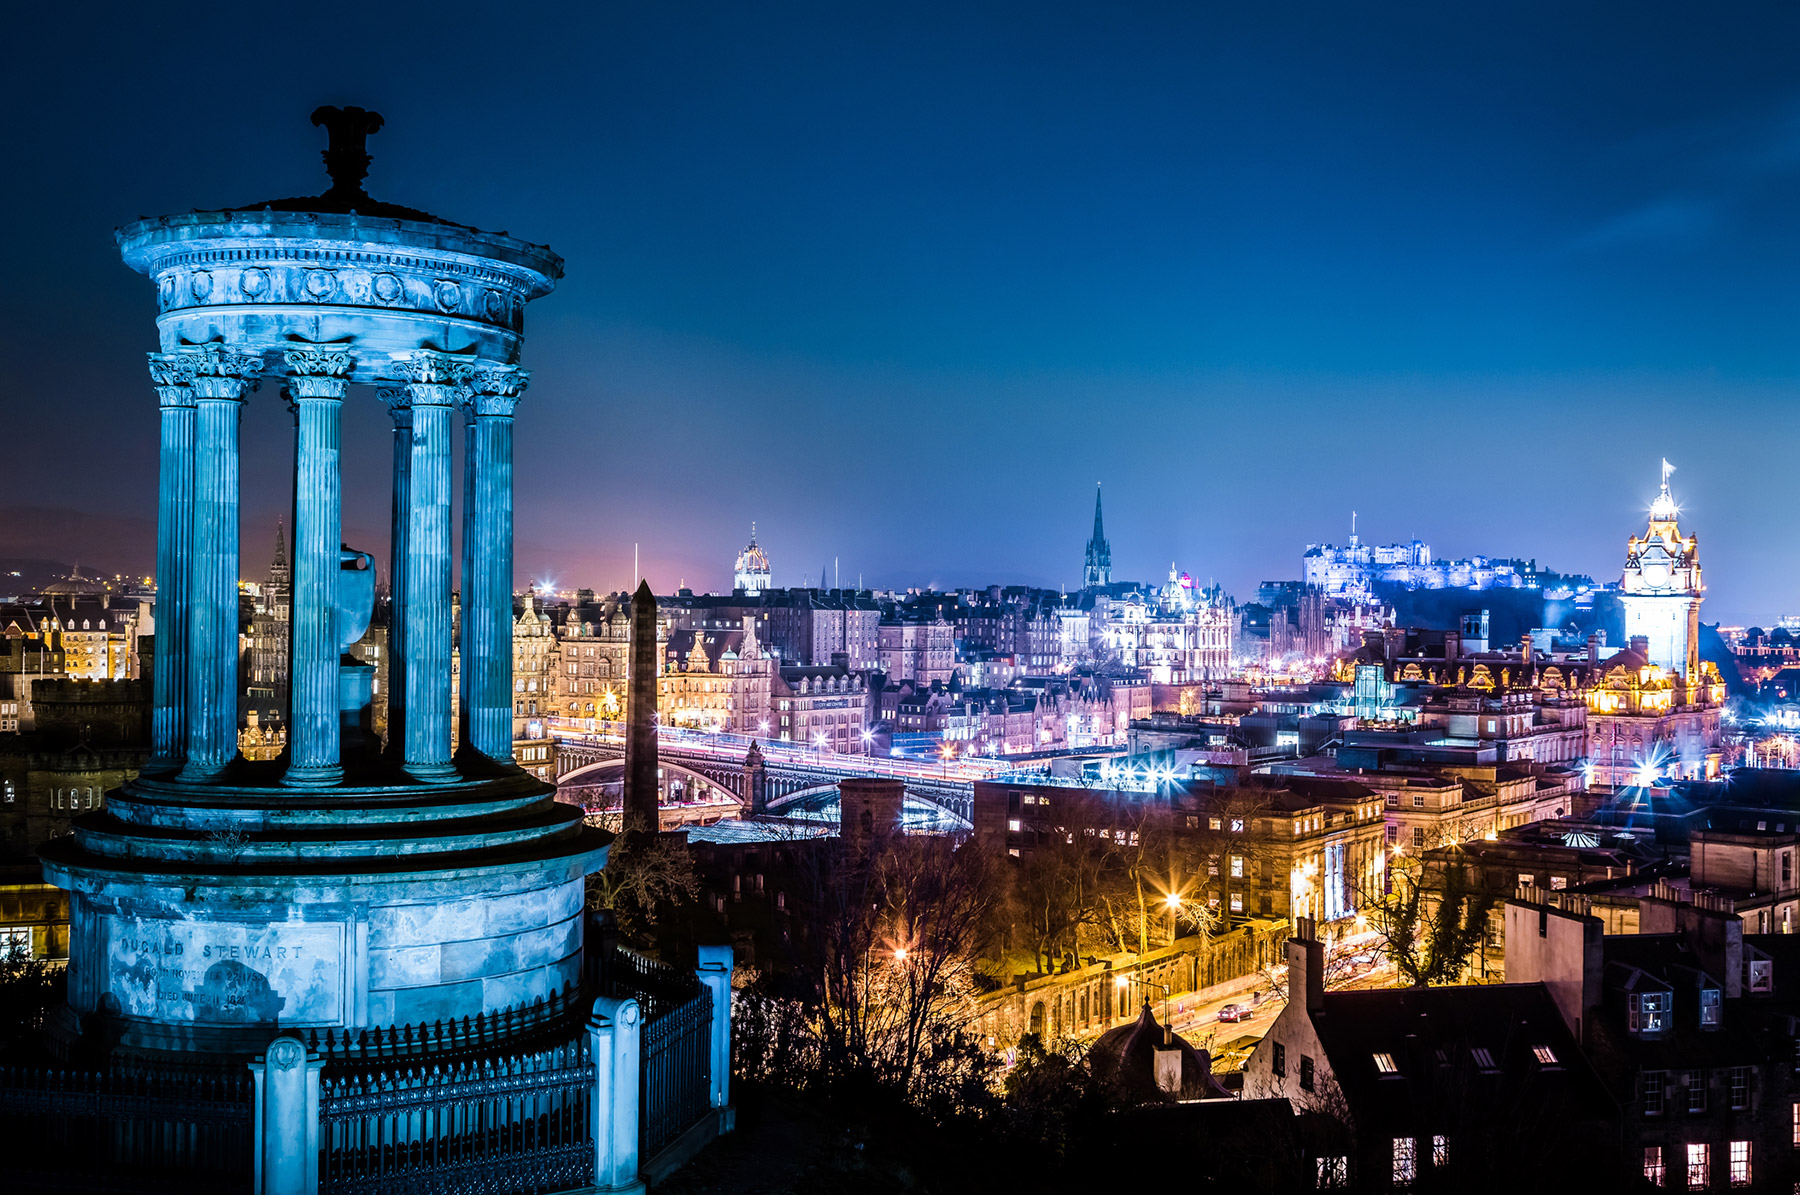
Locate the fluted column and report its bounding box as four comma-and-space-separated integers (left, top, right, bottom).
389, 351, 473, 780
379, 389, 412, 758
282, 347, 353, 786
466, 365, 528, 764
147, 354, 196, 774
178, 345, 261, 782
458, 398, 477, 752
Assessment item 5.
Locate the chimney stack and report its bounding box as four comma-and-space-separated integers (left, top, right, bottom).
1287, 916, 1325, 1014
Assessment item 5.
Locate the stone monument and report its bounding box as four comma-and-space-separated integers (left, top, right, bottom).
622, 580, 660, 833
39, 107, 609, 1059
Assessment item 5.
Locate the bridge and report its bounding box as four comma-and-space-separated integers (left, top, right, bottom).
551, 726, 982, 827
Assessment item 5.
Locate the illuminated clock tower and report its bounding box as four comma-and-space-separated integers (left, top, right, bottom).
1619, 460, 1703, 687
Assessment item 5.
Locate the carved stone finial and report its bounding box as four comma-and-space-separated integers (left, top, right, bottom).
310, 105, 386, 198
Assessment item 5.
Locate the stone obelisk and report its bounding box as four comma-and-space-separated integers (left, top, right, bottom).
622, 580, 660, 832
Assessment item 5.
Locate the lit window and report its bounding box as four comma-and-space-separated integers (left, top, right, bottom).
1208, 817, 1222, 830
1728, 1140, 1749, 1187
1392, 1137, 1416, 1186
1412, 792, 1424, 808
1373, 1052, 1398, 1074
1532, 1045, 1558, 1066
1315, 1156, 1348, 1188
1007, 819, 1021, 833
0, 926, 29, 956
1230, 893, 1243, 913
1630, 992, 1669, 1033
1750, 959, 1773, 992
1432, 1135, 1447, 1167
1471, 1047, 1497, 1072
1701, 988, 1722, 1026
1412, 827, 1425, 849
1686, 1143, 1708, 1189
1643, 1146, 1664, 1187
1230, 818, 1244, 833
1230, 856, 1244, 878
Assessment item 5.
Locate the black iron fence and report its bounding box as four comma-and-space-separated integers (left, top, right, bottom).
639, 981, 713, 1158
317, 1028, 594, 1195
0, 1059, 253, 1194
300, 983, 585, 1065
593, 937, 716, 1158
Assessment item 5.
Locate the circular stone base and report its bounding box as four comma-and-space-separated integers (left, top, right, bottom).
38, 763, 609, 1062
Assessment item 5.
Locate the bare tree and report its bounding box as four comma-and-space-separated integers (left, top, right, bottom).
1353, 847, 1498, 987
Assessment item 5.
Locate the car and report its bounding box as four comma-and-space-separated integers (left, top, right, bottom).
1217, 1003, 1250, 1023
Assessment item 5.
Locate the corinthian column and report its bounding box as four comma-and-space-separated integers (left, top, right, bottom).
465, 365, 528, 764
378, 388, 412, 758
178, 345, 261, 783
282, 346, 353, 786
389, 351, 474, 780
147, 353, 196, 774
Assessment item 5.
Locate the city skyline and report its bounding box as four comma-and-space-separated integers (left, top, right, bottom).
6, 5, 1800, 621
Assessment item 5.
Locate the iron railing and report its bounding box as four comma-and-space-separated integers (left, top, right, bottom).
639, 981, 713, 1159
0, 1059, 253, 1193
300, 984, 585, 1065
317, 1029, 593, 1195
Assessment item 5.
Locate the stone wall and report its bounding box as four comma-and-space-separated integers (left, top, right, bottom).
971, 919, 1288, 1047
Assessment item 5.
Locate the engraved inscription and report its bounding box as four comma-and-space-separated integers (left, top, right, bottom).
106, 916, 345, 1026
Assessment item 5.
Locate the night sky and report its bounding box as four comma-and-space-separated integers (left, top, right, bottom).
5, 3, 1800, 622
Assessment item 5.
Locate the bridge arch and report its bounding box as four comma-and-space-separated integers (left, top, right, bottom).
765, 782, 972, 830
556, 758, 745, 808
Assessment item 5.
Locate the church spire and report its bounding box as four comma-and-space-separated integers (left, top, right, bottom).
1083, 484, 1112, 590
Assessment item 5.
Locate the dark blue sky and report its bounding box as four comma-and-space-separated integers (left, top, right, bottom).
5, 3, 1800, 621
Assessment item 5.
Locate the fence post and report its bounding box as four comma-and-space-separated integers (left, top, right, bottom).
695, 944, 734, 1126
249, 1035, 321, 1195
589, 995, 645, 1194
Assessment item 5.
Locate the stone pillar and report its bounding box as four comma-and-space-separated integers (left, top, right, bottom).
379, 389, 412, 756
695, 944, 735, 1118
458, 398, 476, 751
465, 365, 527, 764
179, 346, 259, 782
389, 351, 473, 780
147, 353, 196, 774
249, 1036, 322, 1195
588, 996, 646, 1195
282, 347, 353, 787
623, 580, 661, 831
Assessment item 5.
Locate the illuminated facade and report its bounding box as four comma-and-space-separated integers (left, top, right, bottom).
660, 618, 772, 734
1587, 465, 1726, 786
1619, 461, 1704, 686
1097, 589, 1231, 684
732, 524, 772, 595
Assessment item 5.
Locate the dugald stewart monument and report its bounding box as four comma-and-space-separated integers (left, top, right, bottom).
8, 108, 733, 1195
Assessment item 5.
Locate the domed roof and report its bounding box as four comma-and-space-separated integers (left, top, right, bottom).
41, 566, 107, 596
1089, 1000, 1234, 1103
